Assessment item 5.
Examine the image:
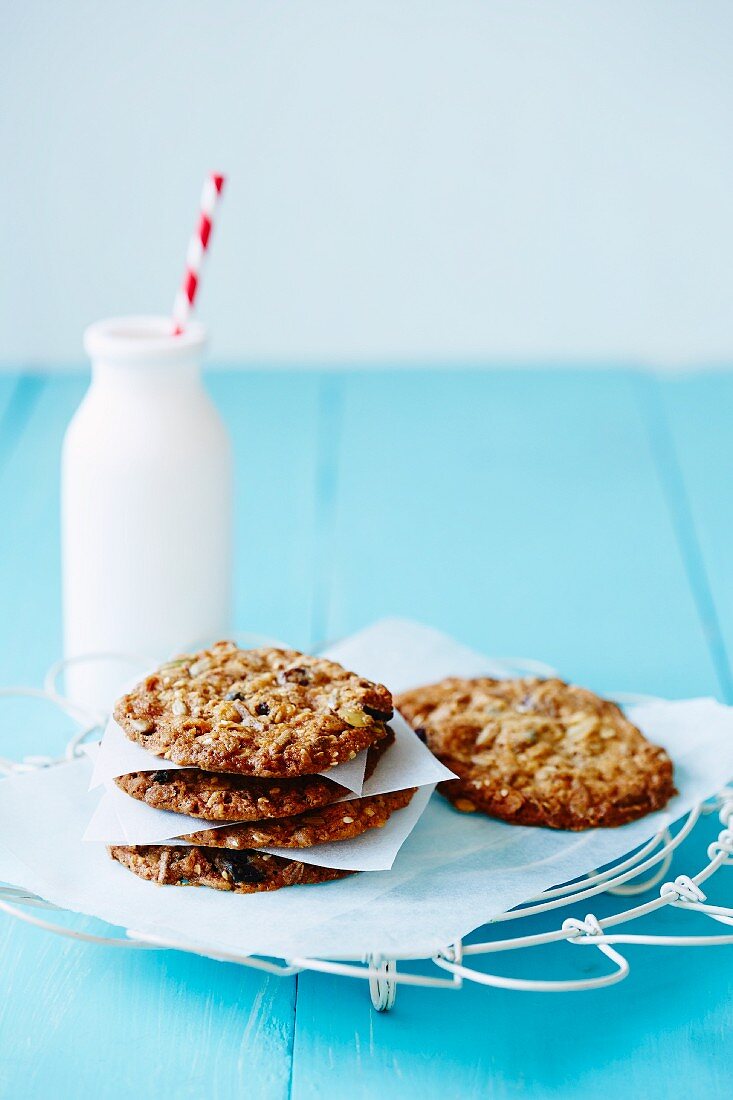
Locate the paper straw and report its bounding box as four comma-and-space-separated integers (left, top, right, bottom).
172, 172, 226, 334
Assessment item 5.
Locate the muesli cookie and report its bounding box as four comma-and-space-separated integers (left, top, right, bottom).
182, 788, 416, 849
114, 730, 395, 823
109, 844, 353, 893
397, 677, 675, 830
114, 642, 392, 777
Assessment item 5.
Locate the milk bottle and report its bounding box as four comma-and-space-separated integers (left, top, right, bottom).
61, 316, 233, 708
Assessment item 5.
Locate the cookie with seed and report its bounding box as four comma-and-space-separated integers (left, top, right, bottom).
397, 677, 675, 830
114, 729, 395, 822
182, 787, 416, 849
114, 642, 392, 778
109, 844, 353, 893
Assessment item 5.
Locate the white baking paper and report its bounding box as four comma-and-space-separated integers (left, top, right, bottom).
2, 619, 733, 961
82, 776, 434, 871
91, 716, 369, 796
323, 617, 553, 693
84, 711, 453, 847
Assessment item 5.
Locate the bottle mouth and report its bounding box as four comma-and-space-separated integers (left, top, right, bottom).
83, 315, 207, 364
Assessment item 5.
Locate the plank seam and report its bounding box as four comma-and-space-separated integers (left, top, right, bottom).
0, 374, 46, 476
286, 972, 298, 1100
636, 373, 733, 701
309, 375, 344, 651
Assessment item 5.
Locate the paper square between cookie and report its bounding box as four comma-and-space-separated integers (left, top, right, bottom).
84, 780, 435, 872
83, 712, 455, 848
90, 716, 369, 795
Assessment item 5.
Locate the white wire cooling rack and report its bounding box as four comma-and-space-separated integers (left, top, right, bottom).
1, 653, 733, 1013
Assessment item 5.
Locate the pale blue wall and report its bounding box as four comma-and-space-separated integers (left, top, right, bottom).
2, 1, 733, 367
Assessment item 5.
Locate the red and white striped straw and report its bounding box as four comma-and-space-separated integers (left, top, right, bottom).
172, 172, 226, 334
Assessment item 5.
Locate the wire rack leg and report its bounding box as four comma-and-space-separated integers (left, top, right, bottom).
367, 955, 397, 1011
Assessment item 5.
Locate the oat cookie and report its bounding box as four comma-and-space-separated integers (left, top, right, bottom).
114, 730, 395, 822
397, 677, 675, 830
109, 844, 353, 893
114, 642, 392, 777
182, 787, 416, 849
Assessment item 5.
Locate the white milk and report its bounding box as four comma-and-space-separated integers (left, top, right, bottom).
61, 316, 233, 710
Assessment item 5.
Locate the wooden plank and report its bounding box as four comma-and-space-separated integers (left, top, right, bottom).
0, 374, 83, 695
291, 369, 731, 1100
0, 372, 22, 420
0, 917, 296, 1100
652, 371, 733, 697
318, 369, 718, 697
0, 371, 37, 470
208, 370, 324, 651
0, 372, 72, 756
0, 371, 315, 1100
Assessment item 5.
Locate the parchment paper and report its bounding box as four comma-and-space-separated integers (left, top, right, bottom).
84, 711, 453, 856
91, 717, 369, 796
83, 774, 434, 871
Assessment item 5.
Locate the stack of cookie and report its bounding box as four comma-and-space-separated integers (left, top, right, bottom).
108, 642, 415, 893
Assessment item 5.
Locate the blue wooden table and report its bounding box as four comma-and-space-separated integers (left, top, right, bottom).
1, 367, 732, 1099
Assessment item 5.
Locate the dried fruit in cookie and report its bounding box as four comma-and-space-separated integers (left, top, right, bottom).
108, 844, 354, 893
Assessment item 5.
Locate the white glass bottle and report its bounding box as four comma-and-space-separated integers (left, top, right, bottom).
61, 316, 233, 709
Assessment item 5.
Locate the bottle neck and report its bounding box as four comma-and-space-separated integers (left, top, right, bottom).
90, 357, 202, 393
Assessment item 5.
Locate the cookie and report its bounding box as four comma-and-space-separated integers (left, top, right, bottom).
114, 642, 392, 777
109, 844, 353, 893
114, 729, 395, 823
181, 787, 416, 848
397, 676, 675, 830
